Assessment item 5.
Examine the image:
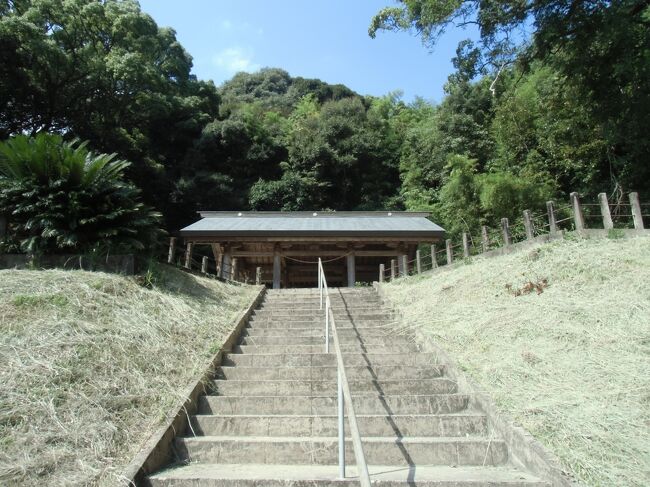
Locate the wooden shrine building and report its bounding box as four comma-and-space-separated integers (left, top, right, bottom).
179, 211, 445, 288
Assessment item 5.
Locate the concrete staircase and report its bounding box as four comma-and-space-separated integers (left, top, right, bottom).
147, 288, 549, 486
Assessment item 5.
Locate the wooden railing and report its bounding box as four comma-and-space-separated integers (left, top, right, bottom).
380, 190, 649, 282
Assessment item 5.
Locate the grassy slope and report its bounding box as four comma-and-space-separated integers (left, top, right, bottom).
380, 236, 649, 487
0, 266, 258, 486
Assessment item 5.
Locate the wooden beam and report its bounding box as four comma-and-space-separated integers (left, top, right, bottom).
229, 249, 404, 258
273, 245, 281, 289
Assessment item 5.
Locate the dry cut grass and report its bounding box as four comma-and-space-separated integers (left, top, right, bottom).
0, 266, 258, 486
381, 235, 650, 487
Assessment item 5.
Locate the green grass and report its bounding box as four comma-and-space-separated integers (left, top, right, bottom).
380, 236, 650, 487
0, 266, 258, 486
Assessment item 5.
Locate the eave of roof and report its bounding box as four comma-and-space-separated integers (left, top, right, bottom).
197, 211, 432, 218
179, 211, 445, 239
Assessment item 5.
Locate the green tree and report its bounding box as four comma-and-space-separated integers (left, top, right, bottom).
370, 0, 650, 194
0, 134, 161, 254
0, 0, 220, 227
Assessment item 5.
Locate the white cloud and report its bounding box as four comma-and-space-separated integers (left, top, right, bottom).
212, 47, 261, 74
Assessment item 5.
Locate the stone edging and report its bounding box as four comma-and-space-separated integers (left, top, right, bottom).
373, 282, 580, 487
120, 284, 266, 486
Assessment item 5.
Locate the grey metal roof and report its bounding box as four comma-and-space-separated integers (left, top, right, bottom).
180, 211, 445, 238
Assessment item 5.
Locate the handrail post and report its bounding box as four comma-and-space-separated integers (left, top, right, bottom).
338, 367, 345, 479
318, 258, 323, 309
325, 296, 330, 354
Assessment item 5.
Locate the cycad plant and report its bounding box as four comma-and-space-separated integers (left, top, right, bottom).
0, 133, 162, 255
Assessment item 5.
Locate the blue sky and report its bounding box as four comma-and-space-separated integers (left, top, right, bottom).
138, 0, 479, 103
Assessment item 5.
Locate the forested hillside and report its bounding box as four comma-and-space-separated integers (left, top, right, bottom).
1, 0, 648, 239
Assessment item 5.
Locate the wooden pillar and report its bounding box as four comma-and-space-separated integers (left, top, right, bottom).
210, 244, 221, 274
231, 258, 238, 281
416, 250, 422, 274
390, 259, 396, 280
273, 246, 281, 289
462, 233, 470, 258
629, 192, 644, 230
598, 193, 613, 230
570, 192, 585, 230
397, 254, 409, 277
445, 239, 453, 265
501, 218, 511, 246
255, 267, 262, 285
430, 244, 438, 268
379, 263, 385, 282
346, 253, 356, 288
201, 256, 208, 274
222, 249, 232, 279
167, 237, 176, 264
523, 210, 534, 239
481, 226, 489, 253
184, 242, 193, 269
217, 252, 225, 278
547, 201, 557, 234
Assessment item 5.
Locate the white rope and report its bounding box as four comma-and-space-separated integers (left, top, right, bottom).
283, 253, 352, 264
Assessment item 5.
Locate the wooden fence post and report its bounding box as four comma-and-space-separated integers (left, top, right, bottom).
390, 259, 396, 280
184, 242, 193, 269
547, 201, 557, 234
523, 210, 534, 239
598, 192, 613, 230
167, 237, 176, 264
379, 263, 385, 283
629, 192, 644, 230
481, 226, 489, 253
255, 266, 262, 285
501, 218, 511, 246
430, 244, 438, 268
416, 250, 422, 274
462, 233, 470, 258
201, 256, 208, 274
445, 239, 453, 265
570, 192, 585, 230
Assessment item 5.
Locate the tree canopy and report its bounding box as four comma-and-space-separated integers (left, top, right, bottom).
1, 0, 648, 245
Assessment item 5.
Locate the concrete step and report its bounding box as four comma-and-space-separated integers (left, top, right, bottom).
148, 463, 549, 487
215, 365, 446, 381
254, 307, 390, 314
251, 312, 392, 321
233, 344, 419, 354
190, 413, 487, 437
266, 288, 376, 295
258, 300, 383, 308
211, 378, 457, 396
222, 352, 437, 367
238, 335, 415, 346
174, 436, 508, 466
241, 327, 407, 338
198, 394, 470, 415
247, 318, 393, 327
258, 304, 384, 312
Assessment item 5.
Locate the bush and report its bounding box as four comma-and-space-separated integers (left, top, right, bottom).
0, 133, 162, 255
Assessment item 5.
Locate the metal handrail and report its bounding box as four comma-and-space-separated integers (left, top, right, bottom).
318, 258, 371, 486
